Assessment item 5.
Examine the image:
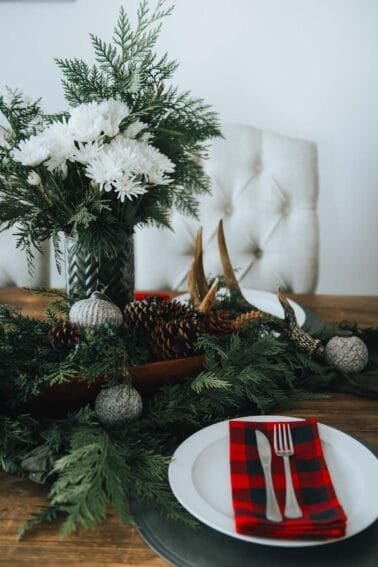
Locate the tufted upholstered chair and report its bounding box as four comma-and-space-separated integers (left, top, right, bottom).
135, 123, 319, 294
0, 228, 50, 287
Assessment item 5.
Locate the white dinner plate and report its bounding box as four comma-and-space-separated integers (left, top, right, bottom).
176, 288, 306, 328
168, 416, 378, 548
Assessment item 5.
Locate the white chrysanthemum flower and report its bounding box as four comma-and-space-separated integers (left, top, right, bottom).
98, 99, 130, 137
12, 121, 74, 172
68, 99, 129, 142
107, 136, 144, 172
113, 176, 147, 202
84, 138, 143, 201
68, 102, 105, 142
11, 134, 49, 166
85, 133, 174, 200
85, 148, 125, 190
109, 135, 174, 182
124, 120, 148, 140
138, 141, 175, 185
71, 140, 103, 165
86, 146, 147, 201
42, 121, 75, 172
27, 171, 41, 186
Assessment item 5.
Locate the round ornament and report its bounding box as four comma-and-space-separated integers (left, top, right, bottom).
94, 384, 143, 427
325, 331, 368, 374
69, 291, 123, 328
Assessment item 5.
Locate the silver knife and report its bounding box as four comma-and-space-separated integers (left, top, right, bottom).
255, 430, 283, 522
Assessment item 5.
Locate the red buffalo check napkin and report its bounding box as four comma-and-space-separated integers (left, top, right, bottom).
229, 419, 347, 539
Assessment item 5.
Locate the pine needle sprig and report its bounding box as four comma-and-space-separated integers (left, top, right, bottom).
56, 59, 112, 105
55, 0, 175, 107
114, 435, 198, 527
49, 427, 131, 538
113, 0, 174, 68
190, 372, 232, 394
41, 361, 80, 387
17, 505, 61, 541
0, 88, 43, 144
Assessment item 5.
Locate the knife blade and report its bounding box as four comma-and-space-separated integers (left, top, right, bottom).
255, 430, 282, 522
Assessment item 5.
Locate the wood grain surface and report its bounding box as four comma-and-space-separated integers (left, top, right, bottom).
0, 288, 377, 567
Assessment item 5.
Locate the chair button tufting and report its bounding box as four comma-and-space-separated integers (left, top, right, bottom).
224, 203, 233, 215
254, 247, 263, 259
254, 159, 263, 174
281, 203, 290, 216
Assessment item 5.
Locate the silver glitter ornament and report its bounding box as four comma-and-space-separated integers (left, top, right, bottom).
69, 291, 123, 328
94, 384, 143, 427
325, 331, 368, 374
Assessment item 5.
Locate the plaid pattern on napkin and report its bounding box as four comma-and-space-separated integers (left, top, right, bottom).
229, 419, 347, 539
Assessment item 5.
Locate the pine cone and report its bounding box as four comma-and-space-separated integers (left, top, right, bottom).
49, 320, 81, 348
150, 317, 206, 360
232, 310, 263, 332
124, 297, 196, 332
124, 297, 165, 332
161, 299, 196, 322
204, 309, 235, 335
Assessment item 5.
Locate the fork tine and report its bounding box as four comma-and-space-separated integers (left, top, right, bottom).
282, 423, 288, 451
278, 423, 283, 451
273, 423, 278, 453
286, 424, 294, 452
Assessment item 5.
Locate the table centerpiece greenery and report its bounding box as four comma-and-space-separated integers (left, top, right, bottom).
0, 288, 377, 538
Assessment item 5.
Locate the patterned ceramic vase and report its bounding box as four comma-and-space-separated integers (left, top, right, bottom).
64, 234, 135, 309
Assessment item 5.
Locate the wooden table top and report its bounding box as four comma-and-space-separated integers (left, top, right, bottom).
0, 288, 377, 566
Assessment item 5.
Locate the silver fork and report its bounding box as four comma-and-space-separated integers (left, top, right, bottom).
273, 423, 303, 519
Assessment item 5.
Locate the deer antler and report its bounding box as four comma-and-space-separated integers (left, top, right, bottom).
217, 219, 241, 293
194, 227, 210, 299
276, 288, 324, 358
187, 227, 322, 352
187, 261, 201, 308
197, 277, 219, 313
187, 220, 260, 314
187, 227, 211, 308
217, 219, 257, 311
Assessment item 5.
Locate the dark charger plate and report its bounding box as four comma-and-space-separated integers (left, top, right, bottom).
130, 496, 377, 567
130, 497, 377, 567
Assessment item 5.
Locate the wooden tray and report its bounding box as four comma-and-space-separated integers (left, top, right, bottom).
3, 355, 205, 415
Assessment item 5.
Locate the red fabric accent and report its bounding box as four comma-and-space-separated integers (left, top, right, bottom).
229, 419, 347, 540
134, 291, 172, 301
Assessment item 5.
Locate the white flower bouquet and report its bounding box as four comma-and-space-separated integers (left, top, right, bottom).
13, 99, 175, 203
0, 0, 220, 283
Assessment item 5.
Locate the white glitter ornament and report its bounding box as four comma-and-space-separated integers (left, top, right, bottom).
94, 384, 143, 427
325, 331, 368, 374
69, 291, 123, 328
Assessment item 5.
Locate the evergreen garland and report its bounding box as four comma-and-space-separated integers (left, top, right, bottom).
0, 292, 377, 538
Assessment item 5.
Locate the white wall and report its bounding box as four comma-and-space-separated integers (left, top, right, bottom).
0, 0, 377, 294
